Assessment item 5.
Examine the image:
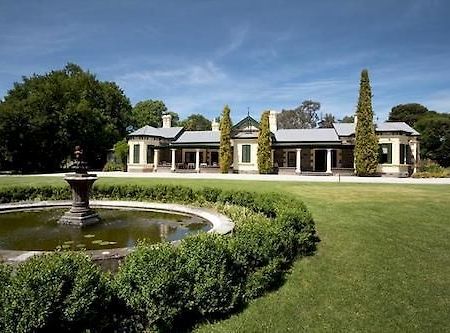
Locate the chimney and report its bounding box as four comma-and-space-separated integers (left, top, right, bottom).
162, 114, 172, 128
354, 114, 358, 126
269, 110, 278, 132
211, 117, 220, 131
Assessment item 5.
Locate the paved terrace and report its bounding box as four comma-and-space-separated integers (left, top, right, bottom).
27, 172, 450, 185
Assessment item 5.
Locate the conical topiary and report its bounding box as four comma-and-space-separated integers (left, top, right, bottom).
219, 105, 232, 173
354, 69, 379, 176
257, 111, 272, 174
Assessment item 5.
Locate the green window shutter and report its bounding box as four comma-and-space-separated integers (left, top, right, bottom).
147, 146, 154, 164
133, 144, 140, 163
242, 145, 251, 163
399, 144, 405, 164
387, 143, 392, 164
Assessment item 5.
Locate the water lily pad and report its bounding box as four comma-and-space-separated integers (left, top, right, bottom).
100, 241, 111, 246
76, 244, 86, 248
62, 244, 71, 249
91, 240, 103, 244
108, 241, 117, 245
63, 240, 74, 244
84, 234, 95, 238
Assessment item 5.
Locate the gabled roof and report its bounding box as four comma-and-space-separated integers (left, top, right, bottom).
332, 122, 420, 136
128, 126, 184, 139
274, 128, 340, 143
232, 115, 260, 131
173, 131, 220, 144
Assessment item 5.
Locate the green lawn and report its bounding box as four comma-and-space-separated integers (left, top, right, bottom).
1, 176, 449, 332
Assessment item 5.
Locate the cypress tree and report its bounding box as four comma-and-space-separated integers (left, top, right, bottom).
354, 69, 379, 176
257, 111, 273, 174
219, 105, 232, 173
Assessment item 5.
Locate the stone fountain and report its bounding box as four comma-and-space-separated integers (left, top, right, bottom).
59, 146, 100, 226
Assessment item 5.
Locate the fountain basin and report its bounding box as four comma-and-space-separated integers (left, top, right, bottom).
0, 200, 234, 263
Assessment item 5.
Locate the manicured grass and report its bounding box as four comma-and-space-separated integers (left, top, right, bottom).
1, 176, 449, 332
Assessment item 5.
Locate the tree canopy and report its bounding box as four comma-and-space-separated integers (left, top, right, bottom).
339, 115, 355, 123
388, 103, 428, 127
0, 63, 132, 172
415, 112, 450, 167
354, 69, 379, 176
318, 113, 336, 128
130, 100, 169, 128
179, 114, 211, 131
277, 100, 321, 129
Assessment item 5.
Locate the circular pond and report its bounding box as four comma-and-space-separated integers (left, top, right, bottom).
0, 208, 211, 251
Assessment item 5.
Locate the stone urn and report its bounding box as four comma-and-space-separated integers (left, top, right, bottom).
59, 146, 100, 226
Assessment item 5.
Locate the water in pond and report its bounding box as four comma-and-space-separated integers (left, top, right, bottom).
0, 208, 211, 251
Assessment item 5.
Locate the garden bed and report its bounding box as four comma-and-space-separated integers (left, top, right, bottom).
0, 184, 318, 332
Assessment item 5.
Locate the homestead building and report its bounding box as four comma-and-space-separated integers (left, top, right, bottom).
127, 112, 420, 177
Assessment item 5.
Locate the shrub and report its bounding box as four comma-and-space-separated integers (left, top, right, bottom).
102, 160, 124, 172
0, 183, 318, 332
178, 233, 243, 316
1, 252, 111, 333
114, 242, 188, 332
413, 159, 450, 178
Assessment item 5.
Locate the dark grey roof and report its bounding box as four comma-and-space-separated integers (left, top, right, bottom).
332, 122, 420, 136
332, 123, 355, 136
173, 131, 220, 144
377, 122, 420, 135
128, 126, 184, 139
274, 128, 340, 142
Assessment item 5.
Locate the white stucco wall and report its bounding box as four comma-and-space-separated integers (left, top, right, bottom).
232, 139, 259, 172
377, 134, 415, 176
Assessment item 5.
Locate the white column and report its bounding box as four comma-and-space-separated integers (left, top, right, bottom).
140, 143, 146, 164
326, 149, 332, 174
171, 149, 176, 172
153, 149, 159, 172
410, 140, 419, 173
195, 148, 200, 173
295, 148, 302, 173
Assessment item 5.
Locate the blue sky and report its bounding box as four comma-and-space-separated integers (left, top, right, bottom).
1, 0, 450, 122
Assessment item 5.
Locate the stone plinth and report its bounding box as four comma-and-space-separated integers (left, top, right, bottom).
59, 173, 100, 226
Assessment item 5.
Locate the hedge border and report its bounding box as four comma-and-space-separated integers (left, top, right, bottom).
0, 184, 319, 332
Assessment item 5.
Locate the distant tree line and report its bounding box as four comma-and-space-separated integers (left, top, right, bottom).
1, 63, 448, 172
0, 64, 214, 172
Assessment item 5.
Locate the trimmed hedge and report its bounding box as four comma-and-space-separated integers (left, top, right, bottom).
0, 184, 318, 332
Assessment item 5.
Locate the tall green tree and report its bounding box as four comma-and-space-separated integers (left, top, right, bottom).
388, 103, 428, 127
415, 112, 450, 167
130, 100, 168, 128
319, 113, 336, 128
354, 69, 379, 176
277, 100, 321, 129
0, 63, 131, 172
219, 105, 232, 173
180, 114, 211, 130
113, 139, 129, 170
257, 111, 272, 173
339, 115, 355, 123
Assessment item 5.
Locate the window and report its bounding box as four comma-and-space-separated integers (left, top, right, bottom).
399, 144, 407, 164
287, 151, 296, 167
242, 145, 251, 163
379, 143, 392, 164
147, 146, 154, 164
133, 144, 140, 164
